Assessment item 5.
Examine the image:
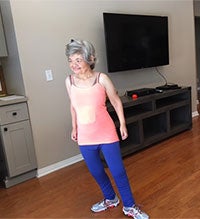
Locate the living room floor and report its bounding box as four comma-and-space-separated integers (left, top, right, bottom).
0, 116, 200, 218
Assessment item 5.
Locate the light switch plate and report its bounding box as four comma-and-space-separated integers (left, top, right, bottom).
45, 69, 53, 81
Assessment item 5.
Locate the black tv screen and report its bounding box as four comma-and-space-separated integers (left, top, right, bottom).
103, 13, 169, 72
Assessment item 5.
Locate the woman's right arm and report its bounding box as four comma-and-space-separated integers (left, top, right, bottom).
70, 104, 78, 142
65, 76, 78, 142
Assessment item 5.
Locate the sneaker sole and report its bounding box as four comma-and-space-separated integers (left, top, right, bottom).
123, 212, 134, 217
91, 199, 120, 213
123, 209, 135, 218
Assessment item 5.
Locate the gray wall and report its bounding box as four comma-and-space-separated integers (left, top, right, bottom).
0, 0, 197, 170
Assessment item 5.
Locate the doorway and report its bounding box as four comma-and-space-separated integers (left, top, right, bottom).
195, 16, 200, 101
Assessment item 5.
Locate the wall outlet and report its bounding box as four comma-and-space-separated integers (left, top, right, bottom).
45, 69, 53, 81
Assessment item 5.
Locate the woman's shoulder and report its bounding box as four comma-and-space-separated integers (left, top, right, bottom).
98, 72, 112, 82
98, 72, 109, 81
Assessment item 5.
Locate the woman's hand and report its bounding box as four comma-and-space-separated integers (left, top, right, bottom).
71, 128, 78, 142
120, 124, 128, 140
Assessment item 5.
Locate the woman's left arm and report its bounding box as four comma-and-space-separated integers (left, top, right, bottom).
100, 73, 128, 140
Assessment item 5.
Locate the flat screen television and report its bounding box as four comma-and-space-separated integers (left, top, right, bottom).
103, 13, 169, 72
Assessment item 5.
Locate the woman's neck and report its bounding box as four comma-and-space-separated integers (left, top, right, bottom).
75, 71, 94, 80
72, 71, 97, 88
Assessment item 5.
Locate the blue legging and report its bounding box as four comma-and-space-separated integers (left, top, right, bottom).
79, 141, 135, 207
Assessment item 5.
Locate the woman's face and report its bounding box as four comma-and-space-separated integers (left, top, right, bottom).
68, 53, 90, 74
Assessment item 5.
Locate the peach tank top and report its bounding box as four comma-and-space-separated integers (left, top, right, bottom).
70, 73, 119, 145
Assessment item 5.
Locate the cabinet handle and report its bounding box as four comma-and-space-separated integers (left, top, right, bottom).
12, 112, 17, 116
4, 127, 8, 132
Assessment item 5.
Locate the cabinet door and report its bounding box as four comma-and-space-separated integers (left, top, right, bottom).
0, 120, 37, 177
0, 12, 7, 57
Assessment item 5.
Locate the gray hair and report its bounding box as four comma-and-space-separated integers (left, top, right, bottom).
66, 39, 96, 70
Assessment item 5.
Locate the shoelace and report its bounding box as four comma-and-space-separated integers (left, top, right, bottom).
104, 199, 114, 207
96, 199, 111, 207
126, 204, 143, 217
133, 204, 142, 215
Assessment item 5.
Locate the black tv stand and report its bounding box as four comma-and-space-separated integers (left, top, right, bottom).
107, 87, 192, 158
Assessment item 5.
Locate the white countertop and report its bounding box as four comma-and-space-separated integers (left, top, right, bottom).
0, 95, 28, 106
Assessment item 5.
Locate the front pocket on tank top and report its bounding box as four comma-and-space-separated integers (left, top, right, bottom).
76, 106, 96, 124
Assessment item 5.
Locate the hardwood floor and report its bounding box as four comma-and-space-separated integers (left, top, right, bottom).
0, 116, 200, 218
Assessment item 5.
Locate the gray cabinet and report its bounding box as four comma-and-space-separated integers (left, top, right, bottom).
0, 10, 7, 57
0, 99, 37, 188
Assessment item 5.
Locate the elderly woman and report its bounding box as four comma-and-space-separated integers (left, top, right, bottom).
65, 39, 149, 219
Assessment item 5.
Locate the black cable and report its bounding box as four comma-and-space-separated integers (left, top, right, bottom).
155, 67, 168, 85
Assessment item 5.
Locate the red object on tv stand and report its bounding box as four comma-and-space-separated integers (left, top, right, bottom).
132, 94, 138, 100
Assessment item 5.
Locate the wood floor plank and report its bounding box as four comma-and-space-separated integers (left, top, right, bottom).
0, 116, 200, 218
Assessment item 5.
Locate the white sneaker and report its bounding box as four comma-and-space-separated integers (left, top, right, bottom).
123, 204, 149, 219
91, 195, 120, 212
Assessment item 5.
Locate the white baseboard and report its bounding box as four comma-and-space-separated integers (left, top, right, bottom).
37, 154, 83, 178
192, 111, 199, 117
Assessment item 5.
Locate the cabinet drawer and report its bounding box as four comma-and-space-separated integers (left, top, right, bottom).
0, 103, 29, 125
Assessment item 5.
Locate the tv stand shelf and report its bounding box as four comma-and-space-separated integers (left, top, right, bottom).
107, 87, 192, 157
